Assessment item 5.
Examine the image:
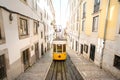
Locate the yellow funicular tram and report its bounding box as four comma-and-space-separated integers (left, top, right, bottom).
52, 38, 67, 60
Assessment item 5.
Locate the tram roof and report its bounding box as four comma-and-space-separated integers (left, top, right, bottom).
52, 38, 67, 44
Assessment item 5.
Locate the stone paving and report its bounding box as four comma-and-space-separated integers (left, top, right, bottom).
16, 50, 52, 80
67, 47, 117, 80
17, 47, 117, 80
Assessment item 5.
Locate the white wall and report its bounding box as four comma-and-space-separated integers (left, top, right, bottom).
0, 9, 41, 64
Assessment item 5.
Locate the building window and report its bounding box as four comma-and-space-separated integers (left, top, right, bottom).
84, 44, 88, 53
114, 55, 120, 70
92, 16, 99, 32
32, 0, 37, 10
19, 17, 29, 38
82, 20, 85, 31
94, 0, 100, 13
33, 21, 38, 35
83, 2, 86, 18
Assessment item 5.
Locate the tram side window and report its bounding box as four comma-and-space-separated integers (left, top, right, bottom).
57, 44, 62, 52
63, 44, 66, 52
53, 44, 56, 52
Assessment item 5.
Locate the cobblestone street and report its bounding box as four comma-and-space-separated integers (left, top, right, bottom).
17, 50, 52, 80
16, 47, 117, 80
67, 47, 117, 80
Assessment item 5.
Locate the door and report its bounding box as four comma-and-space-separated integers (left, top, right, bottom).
90, 44, 95, 61
41, 43, 44, 55
23, 49, 30, 70
0, 55, 6, 79
76, 41, 77, 51
80, 44, 83, 54
35, 43, 39, 61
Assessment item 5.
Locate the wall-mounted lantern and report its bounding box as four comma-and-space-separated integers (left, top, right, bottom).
9, 13, 13, 21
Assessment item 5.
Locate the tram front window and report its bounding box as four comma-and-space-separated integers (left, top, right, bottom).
57, 44, 62, 53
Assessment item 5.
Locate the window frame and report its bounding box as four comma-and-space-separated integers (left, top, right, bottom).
32, 0, 37, 10
92, 16, 99, 32
94, 0, 100, 13
82, 2, 86, 18
33, 21, 38, 35
18, 16, 29, 39
84, 44, 88, 53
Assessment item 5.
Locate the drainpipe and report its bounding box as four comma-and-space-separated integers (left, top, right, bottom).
78, 0, 82, 54
100, 0, 110, 69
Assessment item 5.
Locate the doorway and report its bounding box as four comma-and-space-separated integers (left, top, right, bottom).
80, 44, 83, 54
22, 49, 30, 71
0, 54, 6, 79
41, 43, 44, 55
89, 44, 95, 61
76, 41, 77, 51
35, 43, 39, 61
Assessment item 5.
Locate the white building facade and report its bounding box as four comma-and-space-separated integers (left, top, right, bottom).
0, 0, 55, 80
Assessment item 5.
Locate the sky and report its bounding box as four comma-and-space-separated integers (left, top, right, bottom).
53, 0, 69, 29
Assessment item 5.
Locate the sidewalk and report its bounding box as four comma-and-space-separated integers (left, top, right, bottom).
17, 50, 52, 80
67, 47, 117, 80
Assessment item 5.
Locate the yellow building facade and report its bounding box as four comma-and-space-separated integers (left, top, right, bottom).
67, 0, 120, 79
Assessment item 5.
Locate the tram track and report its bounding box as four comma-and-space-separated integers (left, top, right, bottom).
45, 55, 84, 80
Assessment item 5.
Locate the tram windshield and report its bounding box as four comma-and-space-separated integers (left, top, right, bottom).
57, 44, 62, 53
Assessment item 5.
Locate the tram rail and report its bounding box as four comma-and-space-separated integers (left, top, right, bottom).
45, 55, 84, 80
